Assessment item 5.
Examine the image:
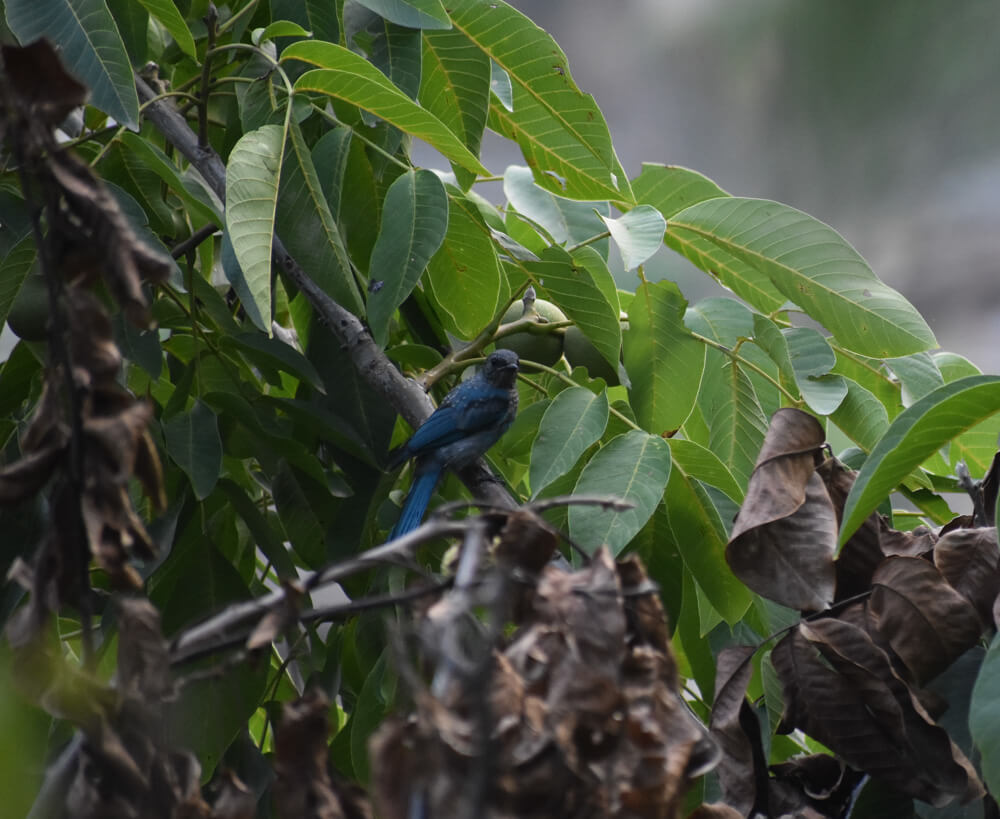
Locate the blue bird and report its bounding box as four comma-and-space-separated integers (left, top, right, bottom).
388, 349, 520, 538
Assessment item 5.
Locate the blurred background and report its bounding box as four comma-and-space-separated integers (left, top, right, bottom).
501, 0, 1000, 371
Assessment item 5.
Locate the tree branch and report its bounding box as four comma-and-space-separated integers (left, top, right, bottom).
134, 75, 515, 511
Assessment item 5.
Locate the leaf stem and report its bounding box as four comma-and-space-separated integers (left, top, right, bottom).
689, 330, 802, 405
565, 230, 611, 254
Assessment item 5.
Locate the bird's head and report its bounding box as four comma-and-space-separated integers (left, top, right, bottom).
482, 349, 519, 388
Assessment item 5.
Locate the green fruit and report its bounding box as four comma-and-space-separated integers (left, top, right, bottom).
496, 298, 566, 368
7, 274, 49, 341
564, 325, 619, 385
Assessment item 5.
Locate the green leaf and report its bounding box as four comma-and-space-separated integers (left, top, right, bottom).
665, 223, 787, 315
668, 198, 937, 357
668, 437, 744, 503
449, 0, 625, 201
685, 297, 754, 347
840, 375, 1000, 544
119, 132, 220, 225
600, 205, 666, 271
530, 386, 609, 497
223, 332, 325, 393
503, 165, 610, 249
305, 0, 340, 42
163, 400, 223, 500
135, 0, 196, 58
663, 444, 752, 624
568, 430, 671, 555
970, 632, 1000, 798
0, 235, 38, 330
624, 280, 706, 435
489, 59, 513, 111
226, 124, 286, 332
424, 188, 502, 339
272, 459, 328, 568
6, 0, 140, 129
277, 121, 365, 316
632, 163, 729, 219
352, 0, 450, 29
784, 327, 848, 415
526, 248, 620, 371
367, 170, 448, 346
421, 28, 491, 181
830, 380, 890, 453
885, 352, 944, 407
256, 20, 311, 42
699, 358, 768, 486
218, 479, 297, 579
286, 42, 489, 176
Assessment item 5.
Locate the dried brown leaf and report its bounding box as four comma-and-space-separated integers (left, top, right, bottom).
781, 617, 983, 806
709, 645, 758, 817
933, 527, 1000, 627
116, 598, 171, 702
275, 690, 362, 819
1, 40, 88, 125
727, 409, 835, 611
0, 441, 65, 504
869, 556, 983, 684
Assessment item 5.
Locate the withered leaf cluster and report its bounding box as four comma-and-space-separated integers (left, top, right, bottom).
1, 40, 169, 652
37, 599, 265, 819
719, 408, 997, 813
370, 516, 719, 819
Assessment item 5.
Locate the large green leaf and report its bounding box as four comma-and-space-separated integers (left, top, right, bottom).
277, 121, 365, 316
568, 430, 671, 555
840, 375, 1000, 543
503, 165, 610, 250
226, 124, 286, 331
624, 280, 706, 436
970, 632, 1000, 798
352, 0, 450, 29
699, 357, 768, 486
6, 0, 140, 129
448, 0, 626, 202
163, 400, 223, 500
530, 386, 608, 497
424, 188, 502, 339
526, 247, 619, 372
664, 440, 752, 624
631, 163, 729, 219
600, 205, 665, 271
420, 28, 491, 176
665, 220, 786, 314
135, 0, 196, 58
285, 42, 489, 176
367, 170, 448, 345
668, 198, 936, 357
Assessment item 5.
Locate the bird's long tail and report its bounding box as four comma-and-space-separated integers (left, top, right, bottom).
390, 464, 441, 539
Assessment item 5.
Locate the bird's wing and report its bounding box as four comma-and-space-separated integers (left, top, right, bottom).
403, 386, 510, 456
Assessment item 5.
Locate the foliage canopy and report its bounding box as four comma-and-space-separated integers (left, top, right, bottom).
2, 1, 1000, 817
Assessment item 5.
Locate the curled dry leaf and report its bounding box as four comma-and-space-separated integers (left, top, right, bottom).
932, 527, 1000, 627
275, 690, 372, 819
708, 645, 758, 816
772, 618, 982, 806
869, 556, 983, 685
727, 408, 835, 611
371, 549, 715, 819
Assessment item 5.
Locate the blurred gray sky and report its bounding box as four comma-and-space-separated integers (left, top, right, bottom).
505, 0, 1000, 371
